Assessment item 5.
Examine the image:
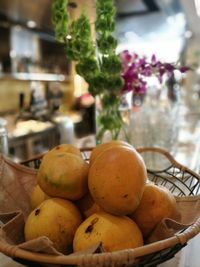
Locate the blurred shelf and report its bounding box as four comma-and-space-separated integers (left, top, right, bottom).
0, 72, 71, 82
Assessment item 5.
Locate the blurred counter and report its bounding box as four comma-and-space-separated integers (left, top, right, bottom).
3, 113, 75, 162
8, 120, 59, 161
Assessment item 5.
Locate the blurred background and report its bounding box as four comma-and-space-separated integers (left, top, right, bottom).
0, 0, 200, 163
1, 2, 200, 266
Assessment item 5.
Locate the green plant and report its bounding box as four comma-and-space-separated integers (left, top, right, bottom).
52, 0, 126, 142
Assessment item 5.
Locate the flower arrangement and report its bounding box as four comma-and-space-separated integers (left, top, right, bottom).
120, 50, 189, 95
52, 0, 188, 143
52, 0, 125, 143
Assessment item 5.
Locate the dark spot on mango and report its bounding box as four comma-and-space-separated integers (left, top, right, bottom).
85, 217, 99, 233
85, 224, 93, 233
35, 209, 40, 216
122, 194, 128, 198
56, 146, 60, 150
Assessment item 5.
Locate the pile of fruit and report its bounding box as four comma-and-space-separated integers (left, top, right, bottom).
25, 141, 180, 254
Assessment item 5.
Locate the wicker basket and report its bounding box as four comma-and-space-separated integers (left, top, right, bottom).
1, 146, 200, 267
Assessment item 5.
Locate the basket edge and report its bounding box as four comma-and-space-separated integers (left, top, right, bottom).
0, 218, 200, 266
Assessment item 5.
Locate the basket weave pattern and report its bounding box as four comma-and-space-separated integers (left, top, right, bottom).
0, 147, 200, 267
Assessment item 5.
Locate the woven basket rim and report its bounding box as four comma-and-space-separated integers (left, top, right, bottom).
0, 218, 200, 265
20, 146, 200, 181
1, 146, 200, 266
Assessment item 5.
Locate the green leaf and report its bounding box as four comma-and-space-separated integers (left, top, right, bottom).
97, 35, 118, 54
101, 55, 122, 74
52, 0, 122, 106
52, 0, 69, 42
75, 58, 99, 79
68, 13, 96, 59
95, 16, 115, 33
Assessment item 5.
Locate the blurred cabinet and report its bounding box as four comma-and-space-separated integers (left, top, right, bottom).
8, 126, 60, 161
0, 25, 71, 78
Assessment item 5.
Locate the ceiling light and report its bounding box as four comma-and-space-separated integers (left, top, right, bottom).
27, 20, 37, 28
194, 0, 200, 17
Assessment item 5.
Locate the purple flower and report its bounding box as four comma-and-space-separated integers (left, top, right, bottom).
138, 58, 147, 66
179, 66, 191, 73
163, 63, 175, 73
120, 50, 189, 95
141, 65, 152, 76
151, 54, 157, 65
